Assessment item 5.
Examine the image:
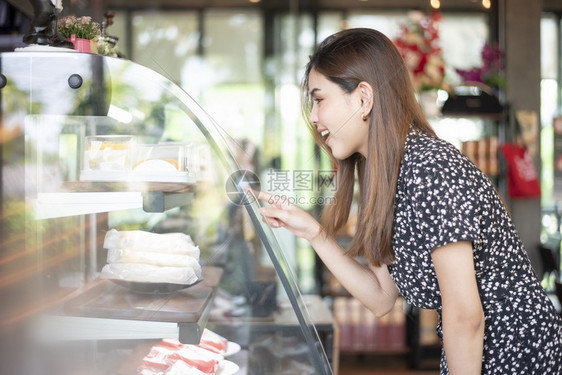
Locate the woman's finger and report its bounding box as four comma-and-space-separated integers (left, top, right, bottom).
259, 208, 283, 228
259, 205, 289, 222
265, 217, 282, 228
256, 189, 273, 203
255, 190, 291, 207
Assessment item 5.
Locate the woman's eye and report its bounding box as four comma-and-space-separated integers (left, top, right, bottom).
313, 98, 323, 104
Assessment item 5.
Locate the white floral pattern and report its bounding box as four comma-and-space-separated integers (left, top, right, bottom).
390, 130, 562, 374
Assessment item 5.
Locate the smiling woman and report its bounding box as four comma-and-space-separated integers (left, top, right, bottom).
258, 27, 562, 375
301, 28, 433, 266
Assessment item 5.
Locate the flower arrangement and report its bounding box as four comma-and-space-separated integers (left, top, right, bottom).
394, 11, 451, 92
97, 39, 122, 57
57, 16, 101, 40
455, 43, 506, 91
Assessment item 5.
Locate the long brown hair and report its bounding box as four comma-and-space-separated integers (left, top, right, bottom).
302, 28, 436, 266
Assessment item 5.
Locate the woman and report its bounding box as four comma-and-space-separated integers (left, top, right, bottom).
257, 28, 562, 374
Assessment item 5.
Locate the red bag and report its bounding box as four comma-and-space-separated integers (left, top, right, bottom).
500, 143, 541, 198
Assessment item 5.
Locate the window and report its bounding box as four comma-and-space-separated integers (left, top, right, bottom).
131, 11, 199, 84
540, 14, 560, 209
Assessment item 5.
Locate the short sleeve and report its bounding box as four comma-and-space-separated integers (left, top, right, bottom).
411, 155, 480, 253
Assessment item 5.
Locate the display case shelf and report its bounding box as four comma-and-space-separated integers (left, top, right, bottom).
33, 315, 181, 342
35, 190, 194, 219
36, 192, 142, 219
33, 267, 222, 344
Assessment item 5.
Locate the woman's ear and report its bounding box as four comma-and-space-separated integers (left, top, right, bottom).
357, 81, 374, 114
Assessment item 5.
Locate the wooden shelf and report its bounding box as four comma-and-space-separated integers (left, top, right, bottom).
33, 267, 223, 344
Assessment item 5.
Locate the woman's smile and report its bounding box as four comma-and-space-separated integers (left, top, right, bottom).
320, 129, 331, 144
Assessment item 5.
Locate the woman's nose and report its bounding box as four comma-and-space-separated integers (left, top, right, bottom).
309, 107, 318, 124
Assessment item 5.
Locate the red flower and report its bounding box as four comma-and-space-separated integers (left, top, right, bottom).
394, 11, 450, 92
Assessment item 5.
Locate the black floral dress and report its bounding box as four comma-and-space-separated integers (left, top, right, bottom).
390, 130, 562, 374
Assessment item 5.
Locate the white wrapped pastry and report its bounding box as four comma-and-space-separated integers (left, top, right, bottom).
107, 248, 200, 268
103, 229, 199, 257
100, 262, 201, 285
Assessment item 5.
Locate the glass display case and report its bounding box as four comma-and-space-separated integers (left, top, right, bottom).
0, 50, 334, 375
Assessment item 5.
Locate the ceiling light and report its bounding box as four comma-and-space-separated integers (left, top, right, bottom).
430, 0, 440, 9
482, 0, 491, 9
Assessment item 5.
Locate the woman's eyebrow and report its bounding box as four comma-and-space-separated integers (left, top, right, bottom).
310, 88, 320, 96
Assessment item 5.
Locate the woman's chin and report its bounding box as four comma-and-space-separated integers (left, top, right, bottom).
331, 150, 352, 161
329, 142, 356, 160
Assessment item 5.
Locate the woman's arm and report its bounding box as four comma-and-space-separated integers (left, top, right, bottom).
431, 241, 484, 374
309, 226, 400, 316
257, 191, 399, 316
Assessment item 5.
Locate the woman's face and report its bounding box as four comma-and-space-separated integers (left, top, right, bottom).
308, 69, 370, 159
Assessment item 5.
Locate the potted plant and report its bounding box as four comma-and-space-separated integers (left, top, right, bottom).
393, 11, 452, 117
57, 16, 101, 53
454, 42, 506, 95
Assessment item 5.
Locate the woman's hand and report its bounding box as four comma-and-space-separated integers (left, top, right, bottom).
255, 189, 399, 316
256, 190, 323, 243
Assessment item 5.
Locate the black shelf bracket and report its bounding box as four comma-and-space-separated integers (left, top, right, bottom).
142, 191, 194, 212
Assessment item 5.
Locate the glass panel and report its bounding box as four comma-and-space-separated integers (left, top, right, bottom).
439, 13, 489, 83
541, 109, 555, 208
243, 194, 333, 374
131, 11, 199, 88
195, 10, 265, 174
203, 10, 262, 84
540, 15, 560, 214
347, 11, 406, 37
128, 9, 266, 174
541, 15, 559, 80
348, 11, 488, 85
318, 12, 343, 43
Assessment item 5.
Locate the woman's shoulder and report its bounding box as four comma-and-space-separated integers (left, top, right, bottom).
404, 131, 465, 167
399, 130, 485, 197
400, 130, 485, 192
